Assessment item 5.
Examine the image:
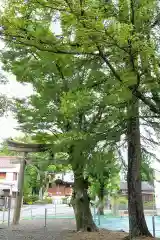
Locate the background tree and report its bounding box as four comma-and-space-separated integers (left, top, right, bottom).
141, 151, 154, 183
87, 149, 120, 215
0, 140, 17, 156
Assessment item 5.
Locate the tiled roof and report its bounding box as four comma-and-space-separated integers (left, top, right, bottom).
0, 156, 19, 168
120, 181, 154, 192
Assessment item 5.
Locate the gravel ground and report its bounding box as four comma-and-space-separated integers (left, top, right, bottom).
0, 219, 157, 240
0, 218, 76, 240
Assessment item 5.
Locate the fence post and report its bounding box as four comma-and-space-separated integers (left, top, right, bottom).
8, 197, 11, 227
152, 215, 155, 237
2, 206, 5, 223
31, 208, 33, 220
55, 202, 56, 216
44, 208, 47, 227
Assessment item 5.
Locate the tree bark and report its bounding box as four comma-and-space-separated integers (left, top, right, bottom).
97, 203, 104, 215
112, 196, 119, 216
39, 187, 43, 200
127, 96, 152, 238
97, 183, 105, 215
71, 171, 98, 232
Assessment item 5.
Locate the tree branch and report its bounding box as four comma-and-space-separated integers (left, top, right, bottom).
97, 46, 160, 114
89, 103, 106, 131
34, 0, 69, 12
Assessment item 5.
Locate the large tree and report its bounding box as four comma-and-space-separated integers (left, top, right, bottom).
2, 51, 124, 231
1, 0, 159, 236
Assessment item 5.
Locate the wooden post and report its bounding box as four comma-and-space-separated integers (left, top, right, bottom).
8, 196, 11, 226
44, 208, 47, 227
152, 215, 155, 237
12, 152, 26, 225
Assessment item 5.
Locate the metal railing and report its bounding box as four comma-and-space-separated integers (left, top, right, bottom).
0, 204, 159, 237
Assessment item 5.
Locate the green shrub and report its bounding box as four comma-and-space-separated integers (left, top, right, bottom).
31, 195, 39, 202
62, 197, 68, 204
23, 195, 39, 205
143, 201, 155, 207
118, 196, 128, 205
34, 200, 45, 204
23, 195, 31, 204
44, 197, 52, 204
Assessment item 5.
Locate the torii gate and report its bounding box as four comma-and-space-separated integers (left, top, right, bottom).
7, 140, 51, 225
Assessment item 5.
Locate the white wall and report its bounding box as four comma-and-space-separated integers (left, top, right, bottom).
6, 172, 13, 181
0, 165, 20, 192
0, 167, 19, 173
55, 171, 74, 182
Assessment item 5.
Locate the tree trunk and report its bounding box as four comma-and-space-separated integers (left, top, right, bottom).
127, 96, 152, 238
97, 203, 104, 215
97, 183, 105, 215
112, 196, 119, 216
39, 187, 43, 200
71, 172, 98, 232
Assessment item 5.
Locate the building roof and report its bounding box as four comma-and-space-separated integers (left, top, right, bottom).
0, 156, 20, 168
54, 179, 73, 186
120, 181, 154, 192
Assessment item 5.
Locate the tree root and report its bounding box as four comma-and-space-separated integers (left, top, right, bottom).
123, 236, 130, 240
77, 227, 99, 233
123, 234, 154, 240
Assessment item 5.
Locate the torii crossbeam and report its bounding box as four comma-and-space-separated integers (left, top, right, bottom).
7, 139, 51, 152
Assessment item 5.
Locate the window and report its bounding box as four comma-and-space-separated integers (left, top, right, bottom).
13, 173, 17, 181
0, 172, 6, 179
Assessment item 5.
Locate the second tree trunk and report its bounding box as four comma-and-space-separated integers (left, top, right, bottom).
127, 96, 152, 238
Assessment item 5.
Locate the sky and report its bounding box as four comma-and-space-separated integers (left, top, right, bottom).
0, 0, 61, 143
0, 72, 33, 141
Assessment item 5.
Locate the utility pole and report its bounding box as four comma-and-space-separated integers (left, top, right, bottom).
12, 152, 27, 225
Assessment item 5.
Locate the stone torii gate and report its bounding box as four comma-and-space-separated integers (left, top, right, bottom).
7, 140, 51, 225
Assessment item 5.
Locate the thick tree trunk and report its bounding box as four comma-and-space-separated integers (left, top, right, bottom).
71, 172, 98, 232
127, 96, 152, 238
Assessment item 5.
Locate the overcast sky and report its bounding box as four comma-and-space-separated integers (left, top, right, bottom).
0, 7, 61, 142
0, 72, 33, 141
